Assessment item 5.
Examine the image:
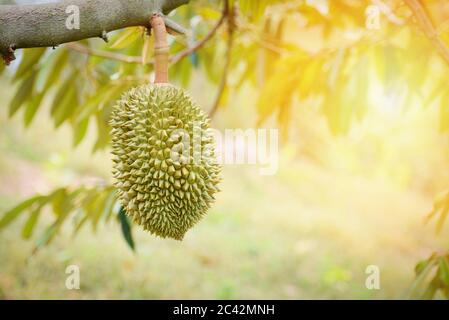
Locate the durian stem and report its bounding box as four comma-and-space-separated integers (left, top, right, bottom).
150, 14, 169, 84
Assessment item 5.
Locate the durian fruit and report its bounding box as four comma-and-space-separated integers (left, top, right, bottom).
110, 83, 221, 240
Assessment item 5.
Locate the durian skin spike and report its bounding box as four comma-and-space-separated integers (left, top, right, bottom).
110, 83, 221, 240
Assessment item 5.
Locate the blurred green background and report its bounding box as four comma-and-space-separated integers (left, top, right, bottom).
1, 71, 448, 298
2, 0, 449, 299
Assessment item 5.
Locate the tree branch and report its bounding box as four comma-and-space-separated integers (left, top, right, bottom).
404, 0, 449, 67
0, 0, 188, 64
209, 0, 234, 118
170, 7, 227, 65
65, 42, 142, 63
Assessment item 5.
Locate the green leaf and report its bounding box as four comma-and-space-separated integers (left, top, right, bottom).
9, 70, 37, 117
435, 202, 449, 234
73, 117, 89, 146
72, 213, 89, 235
118, 206, 135, 251
102, 189, 117, 223
415, 259, 431, 275
425, 190, 449, 225
109, 27, 142, 49
50, 72, 75, 115
257, 52, 305, 124
0, 196, 43, 230
13, 48, 46, 82
78, 188, 107, 232
88, 191, 109, 232
42, 50, 70, 93
34, 223, 59, 250
53, 84, 78, 128
22, 206, 42, 239
239, 0, 275, 22
200, 41, 224, 84
78, 83, 127, 120
443, 288, 449, 299
421, 275, 438, 300
2, 186, 121, 250
409, 256, 437, 299
50, 188, 68, 217
171, 56, 192, 87
141, 35, 153, 65
93, 110, 111, 152
23, 91, 45, 127
439, 257, 449, 287
33, 189, 81, 251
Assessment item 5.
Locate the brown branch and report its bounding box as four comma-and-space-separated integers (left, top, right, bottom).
209, 0, 234, 118
404, 0, 449, 66
170, 6, 228, 65
65, 42, 142, 63
0, 0, 189, 64
238, 24, 287, 55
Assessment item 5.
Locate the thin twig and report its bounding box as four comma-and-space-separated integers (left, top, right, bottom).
65, 8, 228, 67
238, 24, 287, 55
65, 42, 142, 63
209, 0, 234, 118
170, 6, 228, 65
404, 0, 449, 66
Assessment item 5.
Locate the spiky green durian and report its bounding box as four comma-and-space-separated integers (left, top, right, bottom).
110, 84, 221, 240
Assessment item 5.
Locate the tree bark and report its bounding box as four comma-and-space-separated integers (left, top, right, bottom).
0, 0, 188, 63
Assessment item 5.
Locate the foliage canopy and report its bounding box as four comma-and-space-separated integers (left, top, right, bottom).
2, 0, 449, 299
